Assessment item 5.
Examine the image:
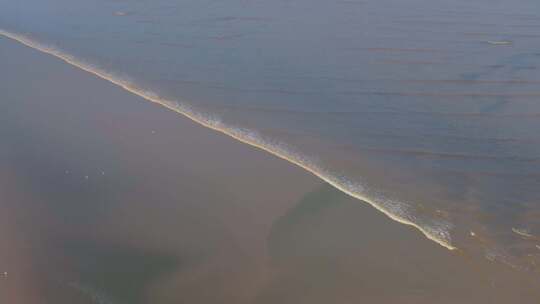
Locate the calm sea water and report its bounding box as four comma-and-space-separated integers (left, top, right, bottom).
1, 0, 540, 269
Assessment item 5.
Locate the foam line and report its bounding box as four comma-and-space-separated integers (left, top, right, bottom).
0, 29, 457, 251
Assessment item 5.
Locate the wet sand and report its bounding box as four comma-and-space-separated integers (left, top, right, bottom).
0, 36, 539, 304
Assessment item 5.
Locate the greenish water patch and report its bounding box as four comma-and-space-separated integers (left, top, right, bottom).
62, 240, 181, 304
267, 184, 348, 263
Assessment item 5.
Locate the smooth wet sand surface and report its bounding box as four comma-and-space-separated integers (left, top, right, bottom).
1, 37, 539, 303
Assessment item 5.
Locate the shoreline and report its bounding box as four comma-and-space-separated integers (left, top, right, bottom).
1, 33, 540, 303
0, 29, 455, 251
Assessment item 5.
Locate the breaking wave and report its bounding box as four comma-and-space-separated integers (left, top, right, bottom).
0, 29, 456, 250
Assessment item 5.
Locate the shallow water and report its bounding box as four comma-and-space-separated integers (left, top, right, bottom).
1, 0, 540, 269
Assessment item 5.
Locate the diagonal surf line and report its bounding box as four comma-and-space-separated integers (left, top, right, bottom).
0, 29, 457, 251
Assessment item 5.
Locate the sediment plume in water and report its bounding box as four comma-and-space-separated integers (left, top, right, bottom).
0, 29, 456, 251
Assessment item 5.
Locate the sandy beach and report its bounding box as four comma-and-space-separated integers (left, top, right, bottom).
1, 34, 539, 304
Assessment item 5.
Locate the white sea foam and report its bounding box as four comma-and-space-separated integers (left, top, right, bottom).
0, 29, 456, 250
512, 228, 535, 239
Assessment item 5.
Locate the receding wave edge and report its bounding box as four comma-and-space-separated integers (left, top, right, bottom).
0, 29, 456, 251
